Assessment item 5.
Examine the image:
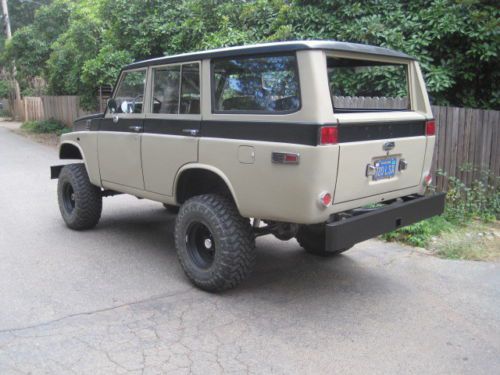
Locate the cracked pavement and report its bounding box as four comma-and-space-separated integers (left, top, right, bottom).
1, 122, 499, 374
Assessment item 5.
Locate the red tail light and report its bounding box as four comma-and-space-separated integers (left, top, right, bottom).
319, 192, 332, 207
424, 174, 432, 186
425, 120, 436, 136
320, 126, 338, 145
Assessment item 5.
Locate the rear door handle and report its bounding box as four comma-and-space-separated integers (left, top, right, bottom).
129, 125, 142, 132
182, 128, 199, 136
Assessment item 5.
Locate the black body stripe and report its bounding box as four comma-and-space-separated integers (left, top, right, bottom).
85, 118, 425, 145
201, 121, 320, 146
338, 121, 425, 142
143, 119, 200, 136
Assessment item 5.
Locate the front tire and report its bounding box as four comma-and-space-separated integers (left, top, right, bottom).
174, 194, 255, 292
296, 224, 351, 256
57, 163, 102, 230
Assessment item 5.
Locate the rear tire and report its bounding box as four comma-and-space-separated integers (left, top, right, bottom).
296, 224, 351, 256
57, 163, 102, 230
174, 194, 255, 292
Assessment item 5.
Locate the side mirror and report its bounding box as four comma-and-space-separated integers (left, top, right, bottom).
107, 98, 117, 113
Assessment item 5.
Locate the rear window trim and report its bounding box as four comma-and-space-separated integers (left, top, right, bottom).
326, 55, 411, 113
210, 52, 302, 115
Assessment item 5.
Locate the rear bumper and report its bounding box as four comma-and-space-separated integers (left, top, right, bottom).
325, 193, 446, 252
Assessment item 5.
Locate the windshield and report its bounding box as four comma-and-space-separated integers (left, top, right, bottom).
327, 57, 409, 112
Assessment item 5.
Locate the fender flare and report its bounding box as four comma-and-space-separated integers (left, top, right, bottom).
58, 140, 90, 176
173, 163, 240, 209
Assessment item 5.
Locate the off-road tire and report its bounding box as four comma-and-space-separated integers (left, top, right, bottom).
57, 163, 102, 230
163, 203, 180, 214
296, 224, 351, 256
174, 194, 255, 292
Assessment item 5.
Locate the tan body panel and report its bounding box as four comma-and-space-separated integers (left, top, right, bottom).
334, 136, 426, 204
98, 131, 144, 189
199, 138, 339, 223
59, 132, 101, 186
141, 134, 198, 195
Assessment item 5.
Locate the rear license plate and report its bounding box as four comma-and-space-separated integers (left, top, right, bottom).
373, 157, 397, 180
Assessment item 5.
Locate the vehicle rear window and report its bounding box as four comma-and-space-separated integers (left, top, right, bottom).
212, 54, 300, 113
327, 57, 409, 112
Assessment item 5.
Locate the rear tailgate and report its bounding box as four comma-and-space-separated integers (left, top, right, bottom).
333, 119, 427, 204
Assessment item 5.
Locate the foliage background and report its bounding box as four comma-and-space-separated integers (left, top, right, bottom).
1, 0, 499, 110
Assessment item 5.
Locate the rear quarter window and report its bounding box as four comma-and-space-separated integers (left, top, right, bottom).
212, 54, 300, 114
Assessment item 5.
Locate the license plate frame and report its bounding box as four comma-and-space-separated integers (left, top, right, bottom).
373, 157, 398, 181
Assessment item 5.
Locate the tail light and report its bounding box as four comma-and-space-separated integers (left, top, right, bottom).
318, 192, 332, 207
319, 126, 338, 145
423, 174, 432, 186
425, 120, 436, 136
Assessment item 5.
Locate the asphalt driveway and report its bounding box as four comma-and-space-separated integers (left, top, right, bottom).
0, 122, 499, 374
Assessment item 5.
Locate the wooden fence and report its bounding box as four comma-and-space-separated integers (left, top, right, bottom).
9, 96, 90, 126
431, 105, 499, 190
334, 96, 409, 110
41, 96, 91, 126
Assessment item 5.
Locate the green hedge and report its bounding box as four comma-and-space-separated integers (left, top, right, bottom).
21, 119, 70, 136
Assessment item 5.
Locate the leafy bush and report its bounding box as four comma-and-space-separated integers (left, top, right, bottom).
0, 109, 11, 117
0, 80, 11, 98
21, 119, 70, 136
382, 169, 500, 247
382, 215, 454, 248
3, 0, 499, 110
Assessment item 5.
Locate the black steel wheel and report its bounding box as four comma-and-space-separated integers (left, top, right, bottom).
174, 194, 255, 292
186, 222, 216, 269
57, 163, 102, 230
61, 182, 76, 215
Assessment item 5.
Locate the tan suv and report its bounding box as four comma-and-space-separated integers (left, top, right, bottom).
51, 40, 445, 291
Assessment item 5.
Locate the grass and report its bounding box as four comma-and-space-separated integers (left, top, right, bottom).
382, 215, 455, 248
432, 221, 500, 261
382, 169, 499, 261
21, 119, 70, 136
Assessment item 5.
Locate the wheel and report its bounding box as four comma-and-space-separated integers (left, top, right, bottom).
163, 203, 180, 214
296, 224, 351, 256
174, 194, 255, 292
57, 163, 102, 230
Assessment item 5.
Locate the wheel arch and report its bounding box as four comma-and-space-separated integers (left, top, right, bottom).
174, 164, 240, 209
58, 141, 90, 175
59, 141, 84, 160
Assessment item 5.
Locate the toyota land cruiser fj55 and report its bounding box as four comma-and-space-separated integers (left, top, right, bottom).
51, 40, 445, 292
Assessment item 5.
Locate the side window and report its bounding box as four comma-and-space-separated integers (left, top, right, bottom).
152, 66, 181, 114
114, 70, 146, 114
152, 63, 200, 114
212, 54, 300, 113
180, 63, 200, 114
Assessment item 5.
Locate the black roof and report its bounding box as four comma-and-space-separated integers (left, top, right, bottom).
124, 40, 415, 69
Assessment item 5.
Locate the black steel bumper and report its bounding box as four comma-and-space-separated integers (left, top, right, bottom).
325, 193, 446, 252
